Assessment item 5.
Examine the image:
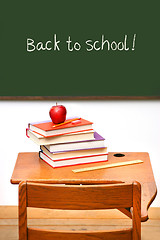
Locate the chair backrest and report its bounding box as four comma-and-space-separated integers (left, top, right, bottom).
19, 181, 141, 240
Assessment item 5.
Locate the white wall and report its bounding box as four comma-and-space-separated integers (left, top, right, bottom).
0, 100, 159, 206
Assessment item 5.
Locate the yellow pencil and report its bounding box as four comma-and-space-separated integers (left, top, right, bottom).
52, 117, 81, 128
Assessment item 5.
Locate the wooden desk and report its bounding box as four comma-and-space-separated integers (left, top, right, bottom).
11, 152, 157, 222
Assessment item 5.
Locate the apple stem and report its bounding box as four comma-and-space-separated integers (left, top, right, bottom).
56, 102, 57, 106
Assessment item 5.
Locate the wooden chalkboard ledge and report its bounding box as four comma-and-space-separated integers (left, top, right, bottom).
0, 96, 160, 101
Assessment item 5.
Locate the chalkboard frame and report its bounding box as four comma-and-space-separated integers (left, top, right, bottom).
2, 1, 160, 99
0, 96, 160, 101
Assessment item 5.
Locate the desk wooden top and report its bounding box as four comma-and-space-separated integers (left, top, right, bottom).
11, 152, 157, 222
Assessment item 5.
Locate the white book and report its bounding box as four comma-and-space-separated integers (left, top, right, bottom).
41, 145, 108, 161
44, 132, 105, 153
27, 129, 94, 145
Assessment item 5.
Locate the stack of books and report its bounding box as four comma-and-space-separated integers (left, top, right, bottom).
26, 118, 108, 168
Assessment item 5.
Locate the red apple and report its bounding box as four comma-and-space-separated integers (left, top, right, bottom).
49, 104, 67, 124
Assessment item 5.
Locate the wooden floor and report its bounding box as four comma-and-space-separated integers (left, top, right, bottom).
0, 206, 160, 240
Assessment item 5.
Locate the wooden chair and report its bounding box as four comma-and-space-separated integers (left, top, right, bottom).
19, 181, 141, 240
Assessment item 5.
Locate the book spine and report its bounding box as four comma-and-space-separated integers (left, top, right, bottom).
26, 128, 30, 138
39, 151, 41, 158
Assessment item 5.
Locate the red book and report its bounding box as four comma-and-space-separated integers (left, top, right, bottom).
39, 151, 108, 168
28, 118, 93, 137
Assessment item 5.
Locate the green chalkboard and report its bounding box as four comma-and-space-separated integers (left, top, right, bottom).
1, 1, 160, 97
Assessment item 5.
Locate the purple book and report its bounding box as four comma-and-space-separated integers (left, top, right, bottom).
41, 132, 105, 153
